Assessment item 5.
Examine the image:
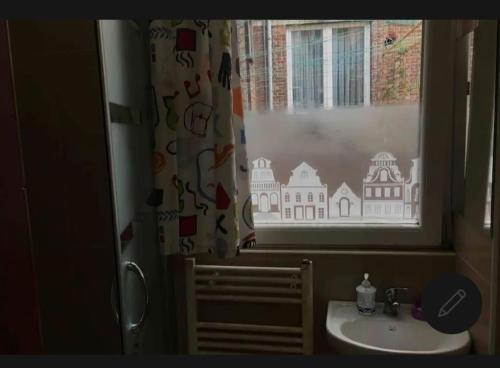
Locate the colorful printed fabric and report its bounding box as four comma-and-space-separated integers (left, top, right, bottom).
149, 20, 256, 258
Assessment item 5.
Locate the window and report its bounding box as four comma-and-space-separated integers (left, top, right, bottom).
290, 30, 324, 108
308, 192, 313, 202
243, 20, 253, 58
240, 20, 452, 246
457, 22, 497, 230
251, 193, 258, 212
287, 22, 370, 109
318, 208, 325, 219
332, 27, 366, 106
270, 193, 279, 206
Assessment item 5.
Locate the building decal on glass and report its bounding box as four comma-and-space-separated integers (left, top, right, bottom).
404, 158, 420, 219
251, 158, 282, 223
281, 162, 328, 222
329, 182, 362, 219
362, 152, 405, 219
250, 152, 420, 224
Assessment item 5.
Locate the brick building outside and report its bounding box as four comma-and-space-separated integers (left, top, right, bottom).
237, 20, 422, 111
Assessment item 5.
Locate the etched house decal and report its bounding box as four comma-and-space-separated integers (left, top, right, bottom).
251, 158, 282, 223
250, 152, 420, 224
404, 158, 420, 219
362, 152, 405, 219
329, 182, 361, 218
281, 162, 328, 222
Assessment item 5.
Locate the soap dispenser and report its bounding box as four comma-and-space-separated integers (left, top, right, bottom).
356, 273, 376, 315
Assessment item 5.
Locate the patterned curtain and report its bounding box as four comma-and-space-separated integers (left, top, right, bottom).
149, 20, 255, 258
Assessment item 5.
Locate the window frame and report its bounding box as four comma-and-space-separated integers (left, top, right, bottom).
286, 21, 371, 111
253, 20, 455, 248
453, 21, 498, 235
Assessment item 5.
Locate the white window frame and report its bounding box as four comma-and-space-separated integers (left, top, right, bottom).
254, 21, 454, 247
286, 21, 371, 111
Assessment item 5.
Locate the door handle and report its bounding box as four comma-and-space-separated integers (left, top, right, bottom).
125, 261, 150, 334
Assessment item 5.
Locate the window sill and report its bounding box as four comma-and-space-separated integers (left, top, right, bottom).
241, 247, 455, 257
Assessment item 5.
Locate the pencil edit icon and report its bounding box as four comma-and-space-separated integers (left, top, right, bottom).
422, 274, 481, 334
438, 289, 467, 318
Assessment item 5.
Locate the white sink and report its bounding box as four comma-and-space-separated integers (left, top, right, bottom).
326, 301, 471, 355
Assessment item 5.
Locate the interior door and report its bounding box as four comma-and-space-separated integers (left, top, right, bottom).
97, 20, 172, 354
8, 20, 123, 353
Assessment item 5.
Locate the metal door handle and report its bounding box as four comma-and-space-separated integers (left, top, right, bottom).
125, 261, 149, 334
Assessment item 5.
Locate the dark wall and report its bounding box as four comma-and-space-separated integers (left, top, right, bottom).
0, 20, 42, 354
7, 20, 122, 353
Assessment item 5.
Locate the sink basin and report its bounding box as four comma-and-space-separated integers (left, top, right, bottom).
326, 301, 470, 354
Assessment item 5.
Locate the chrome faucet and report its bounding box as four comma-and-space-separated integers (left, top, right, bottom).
383, 287, 408, 316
